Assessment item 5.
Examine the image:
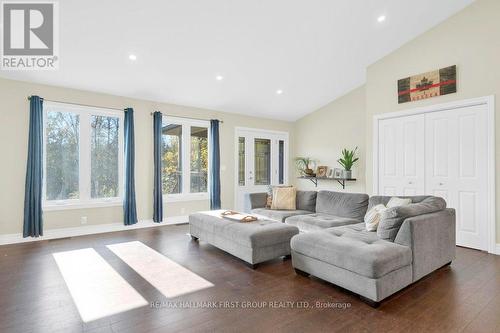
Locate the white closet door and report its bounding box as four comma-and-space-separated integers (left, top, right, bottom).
378, 115, 425, 196
425, 105, 488, 250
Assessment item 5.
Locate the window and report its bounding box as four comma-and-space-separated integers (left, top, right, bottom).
162, 117, 209, 201
91, 115, 120, 198
238, 137, 245, 186
162, 124, 182, 194
278, 139, 284, 184
190, 126, 208, 193
45, 111, 80, 200
44, 102, 124, 209
254, 138, 271, 185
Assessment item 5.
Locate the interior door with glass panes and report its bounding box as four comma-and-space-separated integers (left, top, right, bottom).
235, 128, 289, 211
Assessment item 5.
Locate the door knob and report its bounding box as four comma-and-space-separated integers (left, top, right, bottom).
439, 182, 444, 186
408, 181, 413, 185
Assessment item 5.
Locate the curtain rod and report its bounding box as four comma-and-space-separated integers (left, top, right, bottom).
150, 111, 223, 123
27, 96, 126, 112
27, 96, 223, 123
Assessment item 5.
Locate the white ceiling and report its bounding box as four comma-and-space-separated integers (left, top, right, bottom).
0, 0, 474, 121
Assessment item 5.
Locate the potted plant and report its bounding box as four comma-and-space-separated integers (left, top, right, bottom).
295, 157, 316, 176
337, 147, 359, 179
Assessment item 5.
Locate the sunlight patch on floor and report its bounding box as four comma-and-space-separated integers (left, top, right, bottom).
107, 241, 214, 298
53, 248, 148, 322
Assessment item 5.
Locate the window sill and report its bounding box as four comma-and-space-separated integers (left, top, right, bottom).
43, 200, 122, 211
163, 193, 209, 203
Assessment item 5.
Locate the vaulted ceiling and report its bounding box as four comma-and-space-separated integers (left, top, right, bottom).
0, 0, 474, 120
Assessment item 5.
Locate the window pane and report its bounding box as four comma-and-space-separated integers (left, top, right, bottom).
190, 126, 208, 193
254, 138, 271, 185
91, 115, 119, 198
279, 140, 284, 184
46, 111, 80, 200
162, 123, 182, 194
238, 137, 245, 186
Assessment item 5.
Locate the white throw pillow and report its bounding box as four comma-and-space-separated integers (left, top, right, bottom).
364, 204, 387, 231
386, 197, 412, 208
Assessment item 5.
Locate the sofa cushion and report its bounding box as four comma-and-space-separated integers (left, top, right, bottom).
315, 191, 369, 221
251, 208, 313, 223
377, 196, 447, 241
271, 187, 296, 210
296, 191, 317, 212
290, 223, 412, 278
285, 213, 360, 232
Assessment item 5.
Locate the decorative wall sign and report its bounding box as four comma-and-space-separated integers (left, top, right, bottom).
398, 65, 456, 104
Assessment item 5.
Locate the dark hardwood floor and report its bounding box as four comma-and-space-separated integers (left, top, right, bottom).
1, 224, 499, 333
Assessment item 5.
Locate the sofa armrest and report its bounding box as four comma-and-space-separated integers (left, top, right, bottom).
394, 208, 456, 282
244, 192, 268, 213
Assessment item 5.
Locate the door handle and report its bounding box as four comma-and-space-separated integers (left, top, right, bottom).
408, 181, 413, 185
439, 182, 444, 186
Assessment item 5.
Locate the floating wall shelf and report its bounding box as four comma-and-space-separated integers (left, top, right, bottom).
298, 176, 356, 189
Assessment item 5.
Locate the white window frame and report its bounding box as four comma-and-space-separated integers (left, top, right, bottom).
162, 116, 210, 203
42, 101, 124, 211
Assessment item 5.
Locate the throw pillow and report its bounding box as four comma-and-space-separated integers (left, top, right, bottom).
377, 196, 447, 241
271, 187, 297, 210
386, 197, 412, 208
364, 204, 387, 231
265, 185, 273, 208
266, 195, 273, 208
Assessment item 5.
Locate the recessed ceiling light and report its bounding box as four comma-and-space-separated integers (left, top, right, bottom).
377, 15, 386, 23
216, 75, 224, 81
128, 54, 137, 61
276, 89, 283, 95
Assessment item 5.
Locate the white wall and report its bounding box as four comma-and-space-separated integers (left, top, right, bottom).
0, 77, 293, 235
293, 86, 366, 193
365, 0, 500, 241
293, 0, 500, 241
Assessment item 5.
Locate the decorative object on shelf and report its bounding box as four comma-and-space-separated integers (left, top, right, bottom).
316, 166, 328, 178
295, 157, 316, 176
327, 169, 334, 178
337, 147, 359, 179
398, 65, 456, 104
333, 168, 343, 178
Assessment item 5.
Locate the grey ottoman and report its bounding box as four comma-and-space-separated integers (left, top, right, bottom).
189, 210, 299, 268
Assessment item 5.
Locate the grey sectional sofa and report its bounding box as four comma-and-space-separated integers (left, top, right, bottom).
244, 191, 456, 306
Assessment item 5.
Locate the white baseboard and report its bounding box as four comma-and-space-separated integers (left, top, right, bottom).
0, 216, 189, 246
3, 220, 500, 256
